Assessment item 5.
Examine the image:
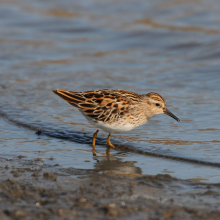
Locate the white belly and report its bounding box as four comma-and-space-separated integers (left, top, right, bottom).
83, 113, 147, 134
94, 120, 138, 133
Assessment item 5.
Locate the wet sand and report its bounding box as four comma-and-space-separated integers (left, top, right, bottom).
1, 156, 220, 220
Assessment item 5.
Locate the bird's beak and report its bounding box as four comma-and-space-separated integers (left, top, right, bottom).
164, 109, 180, 122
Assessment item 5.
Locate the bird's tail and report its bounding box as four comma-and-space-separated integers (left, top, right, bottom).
52, 89, 85, 108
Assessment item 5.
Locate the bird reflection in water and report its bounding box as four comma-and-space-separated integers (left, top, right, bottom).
93, 153, 142, 175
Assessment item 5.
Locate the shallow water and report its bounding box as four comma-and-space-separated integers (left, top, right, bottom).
0, 0, 220, 183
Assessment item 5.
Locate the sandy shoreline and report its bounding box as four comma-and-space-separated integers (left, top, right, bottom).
0, 156, 220, 220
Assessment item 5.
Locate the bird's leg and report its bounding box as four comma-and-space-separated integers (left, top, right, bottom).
106, 133, 115, 148
92, 130, 99, 156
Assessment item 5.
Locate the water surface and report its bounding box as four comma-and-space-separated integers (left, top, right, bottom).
0, 0, 220, 182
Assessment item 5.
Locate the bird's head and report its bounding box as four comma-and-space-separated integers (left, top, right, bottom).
143, 92, 180, 122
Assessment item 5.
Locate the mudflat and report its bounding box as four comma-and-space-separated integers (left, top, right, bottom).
1, 156, 220, 220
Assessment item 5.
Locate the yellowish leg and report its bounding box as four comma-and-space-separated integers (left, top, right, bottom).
106, 133, 115, 149
92, 130, 99, 156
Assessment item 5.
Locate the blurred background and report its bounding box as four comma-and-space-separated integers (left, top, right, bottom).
0, 0, 220, 182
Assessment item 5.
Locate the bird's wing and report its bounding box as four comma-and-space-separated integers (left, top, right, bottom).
53, 89, 139, 122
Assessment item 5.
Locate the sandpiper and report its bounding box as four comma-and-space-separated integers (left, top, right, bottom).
53, 89, 180, 155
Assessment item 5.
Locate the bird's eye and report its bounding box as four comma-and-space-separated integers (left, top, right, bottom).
155, 103, 160, 107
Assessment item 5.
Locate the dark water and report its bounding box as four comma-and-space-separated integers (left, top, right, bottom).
0, 0, 220, 182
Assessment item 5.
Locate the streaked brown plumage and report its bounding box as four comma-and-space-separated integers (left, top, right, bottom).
53, 89, 180, 155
